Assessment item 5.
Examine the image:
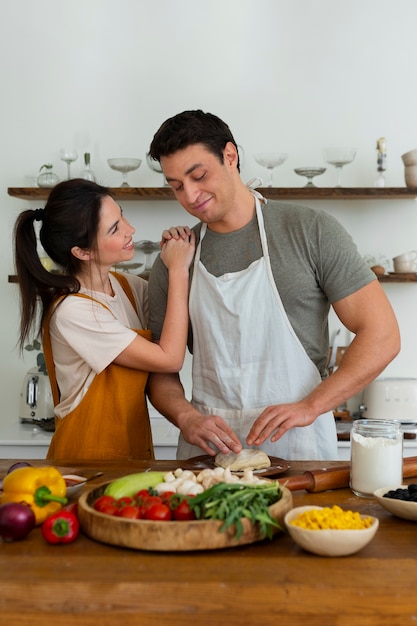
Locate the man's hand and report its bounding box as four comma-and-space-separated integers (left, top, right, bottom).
246, 401, 315, 446
178, 411, 243, 457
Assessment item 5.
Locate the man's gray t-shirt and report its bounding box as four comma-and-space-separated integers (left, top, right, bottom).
148, 201, 375, 376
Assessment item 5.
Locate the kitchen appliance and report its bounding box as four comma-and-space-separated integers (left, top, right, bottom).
19, 367, 55, 431
361, 377, 417, 422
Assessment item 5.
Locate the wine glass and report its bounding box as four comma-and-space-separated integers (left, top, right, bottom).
60, 148, 78, 180
107, 158, 142, 187
146, 152, 167, 185
294, 167, 326, 188
322, 147, 356, 187
253, 152, 288, 187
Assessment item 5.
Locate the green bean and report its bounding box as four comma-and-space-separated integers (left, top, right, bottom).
183, 482, 283, 540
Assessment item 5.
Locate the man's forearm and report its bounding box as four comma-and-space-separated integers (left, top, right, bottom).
147, 372, 199, 429
307, 329, 400, 419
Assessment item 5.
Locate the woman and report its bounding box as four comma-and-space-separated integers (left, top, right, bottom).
14, 179, 195, 461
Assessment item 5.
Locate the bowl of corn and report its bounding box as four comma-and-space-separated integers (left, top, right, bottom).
284, 505, 379, 557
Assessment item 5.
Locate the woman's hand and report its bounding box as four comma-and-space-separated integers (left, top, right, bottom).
160, 230, 195, 271
161, 225, 192, 245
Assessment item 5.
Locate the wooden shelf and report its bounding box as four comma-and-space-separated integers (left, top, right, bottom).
7, 187, 176, 201
7, 186, 417, 202
8, 186, 417, 285
378, 273, 417, 282
260, 187, 417, 201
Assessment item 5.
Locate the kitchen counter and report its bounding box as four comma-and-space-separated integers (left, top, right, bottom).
0, 416, 180, 459
1, 458, 417, 625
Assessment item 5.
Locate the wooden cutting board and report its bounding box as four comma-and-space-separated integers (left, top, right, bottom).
78, 482, 293, 551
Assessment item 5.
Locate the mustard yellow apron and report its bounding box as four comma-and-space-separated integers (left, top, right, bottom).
43, 273, 154, 461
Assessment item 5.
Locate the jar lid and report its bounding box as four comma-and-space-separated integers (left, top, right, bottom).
353, 418, 402, 437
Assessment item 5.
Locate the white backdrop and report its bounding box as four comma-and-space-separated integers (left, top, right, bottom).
1, 0, 417, 426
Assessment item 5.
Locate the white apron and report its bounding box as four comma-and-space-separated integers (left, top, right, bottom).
177, 195, 338, 460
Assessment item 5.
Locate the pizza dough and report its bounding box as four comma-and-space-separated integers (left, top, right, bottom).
215, 449, 271, 472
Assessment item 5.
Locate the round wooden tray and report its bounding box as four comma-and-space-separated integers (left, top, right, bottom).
78, 482, 293, 552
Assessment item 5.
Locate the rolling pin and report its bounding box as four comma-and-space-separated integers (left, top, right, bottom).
284, 456, 417, 493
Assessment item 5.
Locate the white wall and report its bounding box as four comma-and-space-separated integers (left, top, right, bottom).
1, 0, 417, 428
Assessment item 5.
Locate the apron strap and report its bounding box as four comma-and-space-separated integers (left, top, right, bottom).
43, 274, 139, 407
110, 271, 139, 316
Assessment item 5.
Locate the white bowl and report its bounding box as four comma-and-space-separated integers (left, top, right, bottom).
374, 485, 417, 521
63, 474, 87, 498
284, 505, 379, 557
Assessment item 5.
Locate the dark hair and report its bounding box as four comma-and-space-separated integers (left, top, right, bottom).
149, 109, 241, 171
14, 178, 111, 351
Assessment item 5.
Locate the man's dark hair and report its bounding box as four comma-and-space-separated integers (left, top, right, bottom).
149, 109, 240, 171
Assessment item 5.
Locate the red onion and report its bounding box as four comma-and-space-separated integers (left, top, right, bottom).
7, 461, 32, 475
0, 502, 36, 542
0, 463, 32, 490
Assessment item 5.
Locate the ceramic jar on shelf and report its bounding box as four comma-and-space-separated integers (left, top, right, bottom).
401, 149, 417, 187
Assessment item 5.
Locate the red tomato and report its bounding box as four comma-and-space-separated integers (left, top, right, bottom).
137, 494, 162, 516
144, 502, 172, 521
134, 489, 152, 500
100, 502, 119, 516
116, 496, 135, 508
161, 491, 176, 505
116, 505, 142, 519
94, 495, 117, 513
173, 500, 196, 521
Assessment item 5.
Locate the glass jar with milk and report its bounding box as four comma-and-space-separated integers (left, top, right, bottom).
350, 419, 403, 497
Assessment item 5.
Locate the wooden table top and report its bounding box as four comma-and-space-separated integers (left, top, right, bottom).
1, 458, 417, 626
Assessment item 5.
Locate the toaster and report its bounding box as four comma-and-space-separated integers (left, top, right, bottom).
362, 377, 417, 422
19, 367, 55, 425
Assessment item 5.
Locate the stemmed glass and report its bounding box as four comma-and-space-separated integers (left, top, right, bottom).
294, 167, 326, 188
60, 149, 78, 180
253, 152, 288, 187
134, 240, 161, 278
107, 158, 142, 187
322, 148, 356, 187
146, 152, 167, 185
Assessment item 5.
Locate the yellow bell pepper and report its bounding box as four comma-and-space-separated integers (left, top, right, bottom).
0, 466, 67, 525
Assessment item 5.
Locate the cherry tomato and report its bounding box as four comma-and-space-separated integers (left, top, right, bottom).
136, 494, 161, 516
116, 505, 142, 519
134, 489, 152, 500
173, 499, 196, 521
161, 491, 176, 505
144, 502, 172, 521
116, 496, 135, 508
94, 495, 117, 513
100, 502, 119, 516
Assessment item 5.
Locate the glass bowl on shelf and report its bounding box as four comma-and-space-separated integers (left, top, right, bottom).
107, 158, 142, 187
294, 167, 326, 187
112, 240, 160, 277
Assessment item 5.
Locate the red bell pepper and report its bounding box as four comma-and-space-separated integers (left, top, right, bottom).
41, 509, 79, 544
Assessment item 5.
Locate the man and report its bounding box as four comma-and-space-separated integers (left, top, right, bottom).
146, 109, 400, 460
